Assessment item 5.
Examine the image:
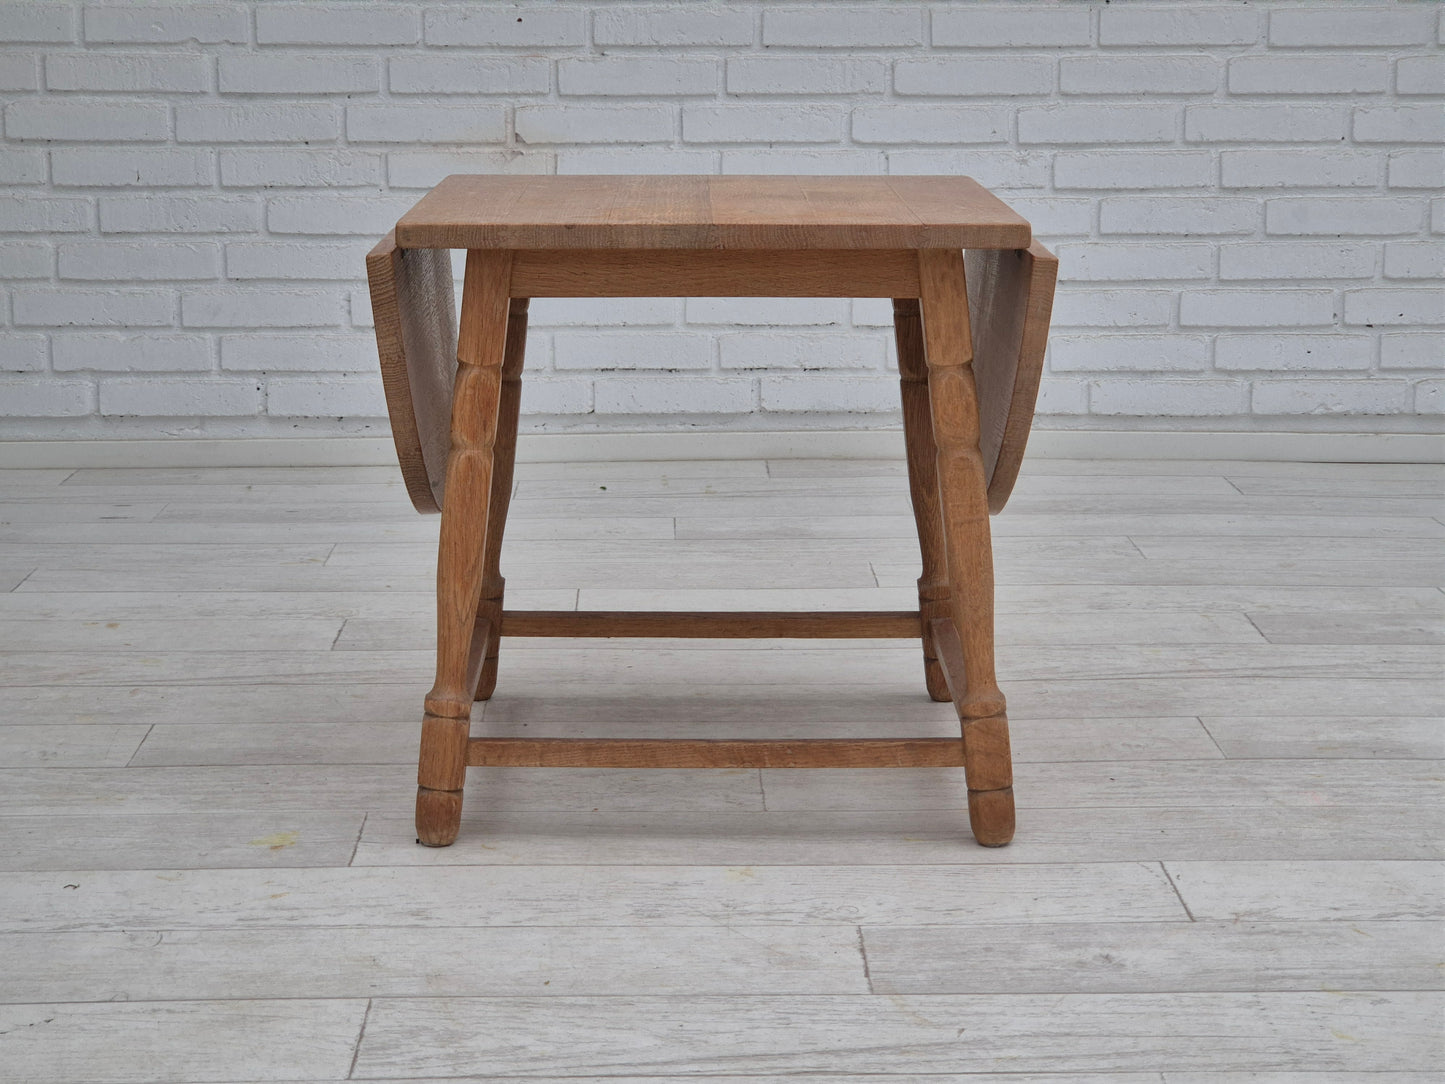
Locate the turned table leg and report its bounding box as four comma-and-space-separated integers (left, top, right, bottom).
917, 249, 1015, 847
417, 249, 513, 847
893, 297, 952, 703
474, 297, 530, 702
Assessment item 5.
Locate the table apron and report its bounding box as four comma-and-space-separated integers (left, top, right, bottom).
508, 248, 923, 297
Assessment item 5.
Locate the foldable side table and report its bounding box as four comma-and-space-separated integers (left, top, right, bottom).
366, 175, 1057, 849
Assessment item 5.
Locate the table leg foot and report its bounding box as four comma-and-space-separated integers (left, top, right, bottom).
967, 786, 1015, 847
415, 785, 463, 847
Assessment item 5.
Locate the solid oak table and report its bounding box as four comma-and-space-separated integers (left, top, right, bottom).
365, 175, 1057, 848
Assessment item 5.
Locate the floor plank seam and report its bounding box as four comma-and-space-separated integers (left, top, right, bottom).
346, 996, 371, 1080
855, 926, 874, 995
1159, 862, 1196, 922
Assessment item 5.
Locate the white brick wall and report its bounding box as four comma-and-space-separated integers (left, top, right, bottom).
1, 0, 1440, 440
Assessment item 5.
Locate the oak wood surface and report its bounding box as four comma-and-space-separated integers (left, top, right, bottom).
500, 609, 921, 638
364, 231, 456, 514
466, 737, 966, 769
396, 175, 1031, 251
968, 241, 1059, 513
510, 248, 922, 297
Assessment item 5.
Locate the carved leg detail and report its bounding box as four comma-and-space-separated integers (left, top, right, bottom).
475, 297, 530, 702
417, 249, 513, 847
893, 297, 951, 702
917, 249, 1015, 848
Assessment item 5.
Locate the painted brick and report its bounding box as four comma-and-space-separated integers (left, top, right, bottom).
760, 375, 895, 413
100, 196, 259, 234
0, 241, 52, 279
555, 332, 713, 371
1054, 243, 1213, 282
0, 379, 92, 417
0, 54, 40, 91
83, 5, 247, 44
1344, 289, 1445, 327
176, 104, 338, 144
1227, 55, 1389, 95
519, 378, 592, 415
46, 52, 210, 92
1100, 8, 1258, 46
852, 105, 1007, 144
1396, 55, 1445, 95
594, 8, 753, 47
763, 6, 922, 47
219, 56, 380, 95
59, 241, 221, 281
389, 56, 550, 95
1414, 379, 1444, 415
53, 148, 215, 188
850, 299, 892, 328
266, 376, 386, 418
1049, 289, 1174, 328
1381, 334, 1443, 371
1435, 198, 1445, 236
0, 4, 76, 43
1354, 106, 1445, 144
687, 298, 848, 327
348, 288, 373, 329
1219, 242, 1377, 281
519, 105, 673, 145
0, 197, 91, 232
1090, 379, 1248, 417
0, 150, 46, 185
597, 376, 753, 415
225, 241, 373, 281
1252, 379, 1412, 416
1215, 334, 1374, 372
101, 378, 260, 417
1054, 151, 1212, 190
1099, 197, 1257, 236
220, 150, 382, 188
222, 334, 373, 372
53, 332, 212, 372
1269, 7, 1434, 47
1001, 197, 1092, 238
390, 150, 552, 188
563, 148, 722, 176
181, 287, 341, 328
1384, 242, 1445, 281
686, 104, 840, 144
1186, 105, 1344, 143
14, 287, 175, 328
1049, 334, 1211, 372
562, 57, 717, 97
424, 7, 586, 47
1018, 106, 1177, 144
5, 99, 170, 141
893, 57, 1052, 97
887, 150, 1050, 189
1180, 290, 1336, 328
1035, 377, 1089, 415
730, 57, 886, 95
530, 298, 678, 328
347, 104, 506, 144
256, 4, 418, 46
1265, 198, 1423, 237
932, 8, 1091, 48
1, 335, 48, 372
1220, 150, 1380, 190
1060, 56, 1218, 95
721, 148, 883, 175
720, 332, 885, 371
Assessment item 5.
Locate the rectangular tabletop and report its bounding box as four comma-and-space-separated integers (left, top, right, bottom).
395, 175, 1032, 251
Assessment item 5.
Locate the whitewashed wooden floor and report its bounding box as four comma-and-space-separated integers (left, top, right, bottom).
0, 455, 1442, 1083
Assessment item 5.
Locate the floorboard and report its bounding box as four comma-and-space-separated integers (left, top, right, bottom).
1, 456, 1440, 1079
